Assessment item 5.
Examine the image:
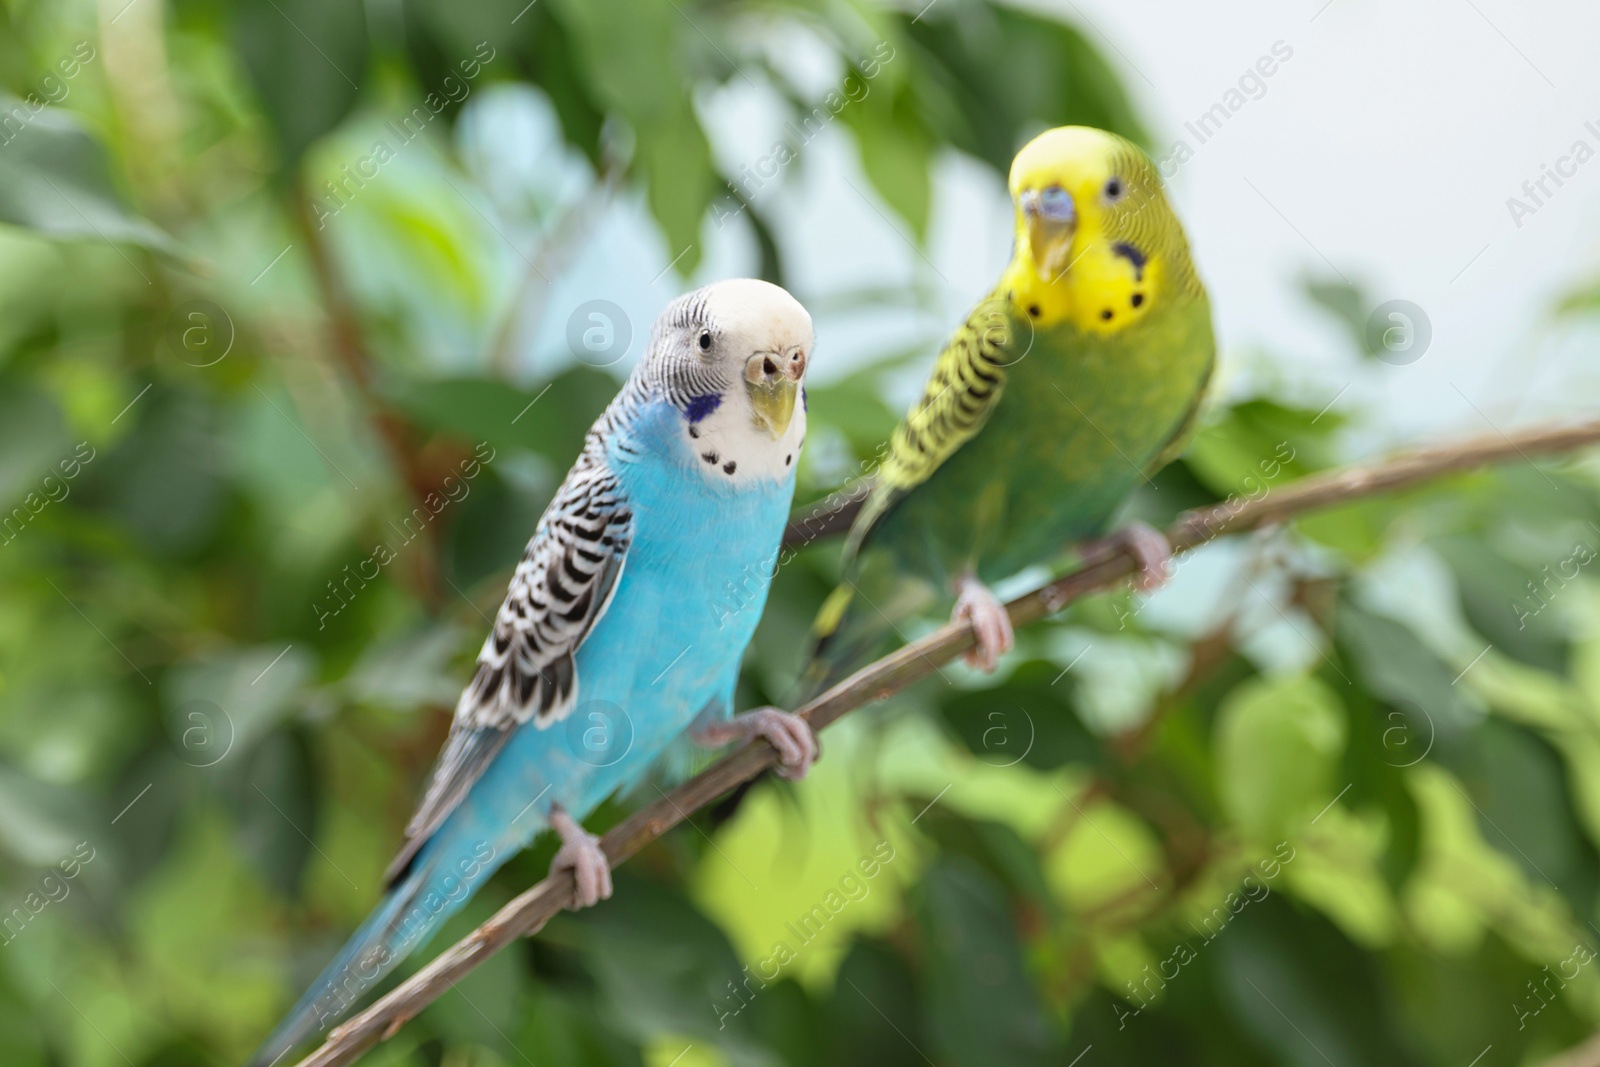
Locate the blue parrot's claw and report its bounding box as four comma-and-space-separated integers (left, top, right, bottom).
1092, 521, 1172, 593
954, 574, 1013, 672
549, 806, 612, 910
695, 707, 817, 779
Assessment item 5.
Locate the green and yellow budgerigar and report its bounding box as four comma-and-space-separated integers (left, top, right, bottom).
804, 125, 1215, 686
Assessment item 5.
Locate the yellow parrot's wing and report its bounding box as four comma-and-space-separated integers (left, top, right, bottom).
1142, 352, 1214, 477
845, 295, 1020, 563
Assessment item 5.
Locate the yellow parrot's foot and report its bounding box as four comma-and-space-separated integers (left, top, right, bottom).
954, 573, 1014, 672
694, 707, 817, 780
549, 805, 612, 910
1088, 521, 1173, 593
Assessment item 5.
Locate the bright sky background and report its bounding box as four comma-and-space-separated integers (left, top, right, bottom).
1055, 0, 1600, 442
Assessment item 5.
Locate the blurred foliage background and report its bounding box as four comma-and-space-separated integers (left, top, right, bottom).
4, 1, 1600, 1065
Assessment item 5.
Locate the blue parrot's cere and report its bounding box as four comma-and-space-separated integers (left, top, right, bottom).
249, 279, 817, 1067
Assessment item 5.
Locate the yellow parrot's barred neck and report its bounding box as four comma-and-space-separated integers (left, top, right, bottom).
844, 300, 1012, 562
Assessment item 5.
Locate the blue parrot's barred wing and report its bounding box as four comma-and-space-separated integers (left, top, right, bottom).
383, 448, 632, 885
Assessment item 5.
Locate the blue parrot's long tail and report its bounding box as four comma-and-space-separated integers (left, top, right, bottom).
245, 821, 510, 1067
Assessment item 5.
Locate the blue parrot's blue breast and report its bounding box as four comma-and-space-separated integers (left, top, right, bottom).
456, 398, 795, 843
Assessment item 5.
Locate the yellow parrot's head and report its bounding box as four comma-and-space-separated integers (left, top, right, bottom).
1005, 126, 1196, 333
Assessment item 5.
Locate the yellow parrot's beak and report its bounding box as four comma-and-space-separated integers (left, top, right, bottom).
1019, 186, 1078, 282
745, 348, 805, 438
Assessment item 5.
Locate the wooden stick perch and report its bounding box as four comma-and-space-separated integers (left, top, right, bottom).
291, 414, 1600, 1067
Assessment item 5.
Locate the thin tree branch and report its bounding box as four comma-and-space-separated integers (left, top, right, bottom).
290, 179, 444, 606
291, 414, 1600, 1067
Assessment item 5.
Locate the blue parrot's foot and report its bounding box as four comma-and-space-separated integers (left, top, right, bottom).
549, 806, 612, 910
1088, 521, 1173, 593
694, 707, 817, 780
954, 574, 1014, 673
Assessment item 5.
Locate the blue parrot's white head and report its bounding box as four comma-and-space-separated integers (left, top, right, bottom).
646, 278, 812, 485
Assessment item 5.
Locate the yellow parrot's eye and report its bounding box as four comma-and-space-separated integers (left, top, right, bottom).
1103, 177, 1125, 202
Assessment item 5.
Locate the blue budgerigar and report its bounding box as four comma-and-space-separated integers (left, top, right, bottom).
250, 279, 818, 1066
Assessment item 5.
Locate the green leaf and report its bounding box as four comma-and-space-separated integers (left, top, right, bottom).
165, 644, 315, 761
570, 874, 780, 1066
550, 0, 714, 273
1554, 276, 1600, 319
937, 659, 1103, 773
1215, 674, 1347, 842
1301, 274, 1370, 355
0, 97, 180, 255
1389, 931, 1592, 1064
821, 939, 926, 1067
843, 81, 933, 240
0, 381, 69, 513
0, 766, 91, 866
380, 366, 617, 461
912, 807, 1057, 917
1439, 719, 1600, 924
914, 858, 1063, 1066
905, 4, 1149, 173
1330, 685, 1421, 893
79, 387, 229, 556
340, 623, 464, 711
1434, 535, 1570, 673
1186, 398, 1338, 499
1216, 897, 1428, 1066
234, 0, 369, 170
224, 728, 319, 895
1336, 606, 1479, 741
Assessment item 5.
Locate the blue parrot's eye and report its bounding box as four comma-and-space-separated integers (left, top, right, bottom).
698, 331, 712, 352
1038, 185, 1074, 222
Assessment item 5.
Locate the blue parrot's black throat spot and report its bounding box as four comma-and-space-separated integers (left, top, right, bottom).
1112, 241, 1147, 281
683, 393, 721, 423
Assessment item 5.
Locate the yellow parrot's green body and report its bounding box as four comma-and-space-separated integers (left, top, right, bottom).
806, 127, 1214, 686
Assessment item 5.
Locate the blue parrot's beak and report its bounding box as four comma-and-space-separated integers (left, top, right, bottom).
745, 348, 804, 438
1021, 185, 1077, 282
